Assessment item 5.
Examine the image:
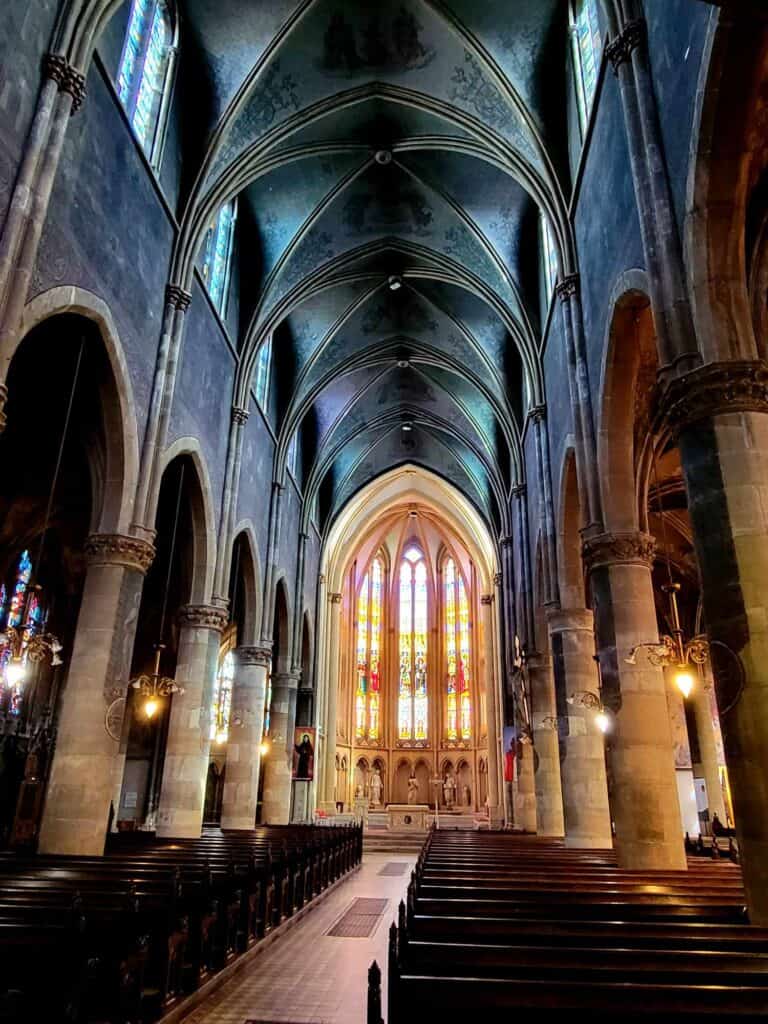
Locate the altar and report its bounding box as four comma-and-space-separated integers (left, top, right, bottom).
387, 803, 430, 831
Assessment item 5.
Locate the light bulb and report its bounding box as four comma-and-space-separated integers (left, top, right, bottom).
674, 668, 695, 699
595, 710, 610, 734
5, 659, 25, 688
259, 741, 269, 757
144, 697, 159, 719
216, 729, 228, 745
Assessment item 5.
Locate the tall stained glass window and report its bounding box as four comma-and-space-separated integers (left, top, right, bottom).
355, 557, 383, 742
117, 0, 175, 165
287, 434, 298, 477
398, 547, 428, 742
202, 201, 237, 316
541, 213, 558, 302
211, 648, 235, 742
444, 558, 472, 742
571, 0, 602, 135
0, 550, 47, 716
255, 337, 272, 409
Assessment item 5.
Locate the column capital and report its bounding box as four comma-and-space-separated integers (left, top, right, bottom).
236, 643, 272, 667
546, 606, 594, 634
178, 604, 229, 632
85, 533, 155, 574
555, 274, 579, 303
165, 283, 192, 311
659, 359, 768, 434
528, 403, 546, 424
493, 572, 503, 588
480, 593, 494, 606
318, 572, 326, 585
581, 530, 656, 573
273, 670, 301, 689
511, 483, 526, 500
606, 18, 646, 75
329, 591, 342, 604
232, 405, 249, 426
43, 53, 86, 112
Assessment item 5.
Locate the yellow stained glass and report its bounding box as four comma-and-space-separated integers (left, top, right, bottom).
398, 560, 413, 739
444, 558, 472, 740
356, 556, 384, 742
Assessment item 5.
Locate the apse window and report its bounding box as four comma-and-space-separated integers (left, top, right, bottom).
255, 336, 272, 410
117, 0, 176, 167
201, 201, 237, 316
571, 0, 602, 135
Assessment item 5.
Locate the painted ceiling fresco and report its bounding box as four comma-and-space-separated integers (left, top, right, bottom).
173, 0, 571, 535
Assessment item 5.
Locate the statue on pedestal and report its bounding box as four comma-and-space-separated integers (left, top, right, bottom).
407, 772, 419, 804
443, 772, 456, 809
370, 769, 383, 807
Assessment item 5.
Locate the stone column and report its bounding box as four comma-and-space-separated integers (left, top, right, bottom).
691, 673, 727, 828
260, 670, 300, 824
321, 592, 343, 811
584, 532, 687, 869
515, 741, 537, 833
548, 608, 612, 849
156, 604, 228, 839
527, 652, 565, 837
39, 534, 154, 854
663, 365, 768, 920
220, 643, 271, 830
480, 594, 501, 822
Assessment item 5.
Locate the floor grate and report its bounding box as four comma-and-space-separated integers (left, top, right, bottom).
378, 861, 410, 876
326, 897, 388, 938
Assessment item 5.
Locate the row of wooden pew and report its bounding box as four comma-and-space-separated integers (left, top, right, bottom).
0, 823, 361, 1023
369, 829, 768, 1022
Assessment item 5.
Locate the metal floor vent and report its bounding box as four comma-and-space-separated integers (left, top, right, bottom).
326, 897, 388, 937
378, 862, 410, 877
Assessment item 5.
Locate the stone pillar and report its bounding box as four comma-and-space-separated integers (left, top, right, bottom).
663, 365, 768, 920
480, 594, 501, 822
260, 670, 300, 824
220, 643, 271, 830
156, 604, 228, 839
548, 608, 612, 849
584, 532, 687, 870
527, 652, 565, 837
39, 534, 154, 854
515, 741, 537, 832
691, 673, 727, 829
321, 591, 343, 811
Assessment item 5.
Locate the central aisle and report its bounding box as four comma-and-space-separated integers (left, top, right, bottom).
182, 851, 415, 1024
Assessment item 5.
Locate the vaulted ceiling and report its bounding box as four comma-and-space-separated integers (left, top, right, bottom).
171, 0, 574, 538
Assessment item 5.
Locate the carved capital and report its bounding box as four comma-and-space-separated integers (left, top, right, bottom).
166, 283, 192, 311
329, 592, 342, 604
606, 18, 646, 75
528, 403, 546, 424
236, 643, 272, 668
555, 274, 579, 303
85, 533, 155, 574
499, 534, 514, 548
480, 594, 494, 606
318, 573, 326, 585
493, 572, 503, 587
232, 405, 249, 426
582, 531, 656, 573
43, 55, 86, 111
511, 483, 526, 500
660, 360, 768, 434
272, 670, 301, 691
178, 604, 229, 632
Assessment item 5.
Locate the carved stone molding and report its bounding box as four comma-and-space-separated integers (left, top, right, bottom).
660, 360, 768, 434
329, 592, 342, 604
166, 283, 192, 311
555, 274, 579, 303
236, 644, 272, 668
582, 531, 656, 573
318, 573, 326, 585
606, 18, 646, 75
500, 534, 514, 548
85, 533, 155, 574
493, 572, 503, 587
511, 483, 526, 500
232, 406, 249, 426
272, 670, 301, 690
43, 54, 87, 112
480, 594, 494, 606
178, 604, 229, 632
528, 403, 546, 424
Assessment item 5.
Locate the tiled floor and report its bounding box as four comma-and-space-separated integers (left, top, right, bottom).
181, 853, 415, 1024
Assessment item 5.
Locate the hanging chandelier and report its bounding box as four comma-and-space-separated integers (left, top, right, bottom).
625, 452, 709, 698
130, 644, 184, 719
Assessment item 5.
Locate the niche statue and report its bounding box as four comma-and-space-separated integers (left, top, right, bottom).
407, 772, 419, 804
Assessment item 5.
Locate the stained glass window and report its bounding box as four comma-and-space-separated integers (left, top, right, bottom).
264, 668, 272, 737
0, 551, 47, 717
202, 201, 237, 316
287, 434, 298, 476
355, 557, 383, 742
117, 0, 175, 165
211, 649, 235, 742
541, 213, 558, 301
571, 0, 601, 135
444, 558, 472, 741
255, 337, 272, 409
398, 550, 428, 741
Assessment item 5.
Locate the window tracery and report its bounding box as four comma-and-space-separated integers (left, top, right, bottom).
117, 0, 175, 166
398, 548, 428, 744
202, 201, 237, 316
444, 557, 472, 744
255, 337, 272, 410
355, 556, 383, 743
571, 0, 602, 135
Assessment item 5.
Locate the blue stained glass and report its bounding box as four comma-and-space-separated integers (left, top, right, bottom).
8, 551, 32, 628
202, 202, 236, 314
573, 0, 601, 131
255, 337, 272, 408
0, 584, 7, 624
117, 0, 173, 159
287, 434, 297, 475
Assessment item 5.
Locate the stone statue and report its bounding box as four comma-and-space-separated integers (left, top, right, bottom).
443, 772, 456, 809
355, 783, 364, 799
370, 769, 383, 807
407, 772, 419, 804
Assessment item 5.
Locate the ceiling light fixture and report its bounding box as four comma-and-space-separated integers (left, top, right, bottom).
374, 149, 392, 165
397, 359, 410, 369
388, 275, 403, 291
402, 421, 413, 432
